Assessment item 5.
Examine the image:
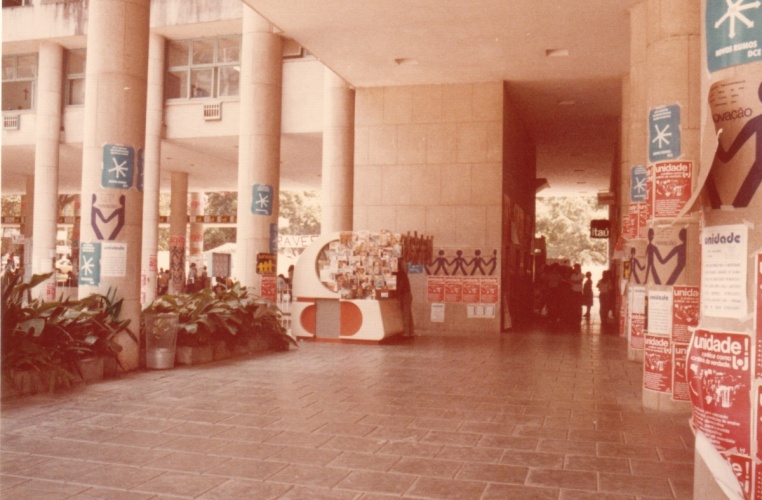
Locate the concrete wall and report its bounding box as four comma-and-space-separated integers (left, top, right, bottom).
353, 82, 504, 333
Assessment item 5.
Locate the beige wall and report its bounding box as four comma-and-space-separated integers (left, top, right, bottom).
353, 82, 505, 333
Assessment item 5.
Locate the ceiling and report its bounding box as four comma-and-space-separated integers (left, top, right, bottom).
244, 0, 638, 197
1, 0, 638, 198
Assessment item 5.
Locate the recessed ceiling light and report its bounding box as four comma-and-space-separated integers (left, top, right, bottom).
576, 181, 587, 184
394, 57, 418, 66
558, 100, 576, 106
546, 48, 569, 57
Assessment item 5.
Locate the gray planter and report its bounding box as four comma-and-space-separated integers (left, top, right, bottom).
144, 312, 179, 369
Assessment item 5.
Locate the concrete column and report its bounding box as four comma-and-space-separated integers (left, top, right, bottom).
640, 0, 700, 413
235, 7, 282, 290
626, 1, 648, 363
189, 192, 204, 288
141, 33, 165, 307
168, 171, 188, 295
321, 67, 355, 234
31, 41, 64, 300
22, 176, 34, 282
78, 0, 150, 371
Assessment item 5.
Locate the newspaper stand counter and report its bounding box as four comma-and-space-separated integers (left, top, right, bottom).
291, 232, 404, 342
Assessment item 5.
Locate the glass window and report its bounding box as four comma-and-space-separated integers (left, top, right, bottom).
67, 50, 86, 74
166, 36, 241, 100
192, 39, 214, 65
166, 70, 188, 99
66, 49, 86, 106
2, 53, 36, 111
2, 56, 15, 80
16, 54, 37, 79
167, 41, 190, 67
217, 37, 240, 63
190, 68, 213, 98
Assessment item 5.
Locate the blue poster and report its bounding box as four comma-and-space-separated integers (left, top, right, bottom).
631, 165, 648, 202
251, 184, 273, 216
101, 144, 135, 189
79, 242, 101, 286
706, 0, 762, 72
648, 105, 681, 162
270, 223, 278, 253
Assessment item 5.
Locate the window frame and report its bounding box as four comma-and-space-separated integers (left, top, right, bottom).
165, 36, 241, 101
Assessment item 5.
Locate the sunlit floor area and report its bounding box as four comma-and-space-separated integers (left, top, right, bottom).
1, 315, 694, 499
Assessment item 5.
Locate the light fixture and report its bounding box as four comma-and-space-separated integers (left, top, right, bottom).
545, 48, 569, 57
558, 100, 576, 106
394, 57, 418, 66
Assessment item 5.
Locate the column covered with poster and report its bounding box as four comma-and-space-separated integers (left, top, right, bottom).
688, 1, 762, 498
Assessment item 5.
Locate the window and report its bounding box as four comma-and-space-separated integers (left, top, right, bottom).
165, 36, 240, 100
2, 54, 37, 111
66, 49, 86, 106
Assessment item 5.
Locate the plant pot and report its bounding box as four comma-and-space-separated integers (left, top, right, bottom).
144, 312, 179, 369
175, 345, 214, 366
213, 340, 232, 361
76, 357, 104, 383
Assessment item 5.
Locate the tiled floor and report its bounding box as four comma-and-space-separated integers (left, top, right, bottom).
1, 317, 694, 499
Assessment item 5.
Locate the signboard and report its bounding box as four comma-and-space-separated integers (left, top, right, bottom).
256, 253, 276, 275
251, 184, 273, 216
644, 335, 672, 393
590, 219, 610, 239
631, 165, 647, 202
101, 144, 135, 189
648, 105, 681, 162
706, 0, 762, 72
79, 242, 101, 286
427, 276, 445, 302
652, 160, 692, 218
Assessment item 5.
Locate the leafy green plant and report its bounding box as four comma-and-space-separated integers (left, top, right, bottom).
143, 280, 297, 351
2, 269, 136, 393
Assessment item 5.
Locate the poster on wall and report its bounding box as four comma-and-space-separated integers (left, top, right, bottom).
757, 254, 762, 378
673, 343, 690, 402
644, 335, 672, 393
427, 276, 445, 302
701, 224, 748, 318
647, 290, 672, 335
462, 278, 480, 303
652, 161, 692, 218
629, 285, 646, 350
705, 0, 762, 72
648, 104, 682, 162
707, 77, 762, 209
631, 165, 648, 202
673, 286, 700, 344
688, 329, 752, 456
444, 276, 463, 302
480, 278, 499, 304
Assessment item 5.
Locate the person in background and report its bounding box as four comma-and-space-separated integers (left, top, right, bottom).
570, 263, 584, 323
597, 270, 612, 323
200, 265, 209, 289
582, 271, 593, 318
187, 263, 198, 292
287, 264, 295, 300
396, 259, 415, 337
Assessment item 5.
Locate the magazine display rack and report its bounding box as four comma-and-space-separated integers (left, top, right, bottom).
291, 231, 404, 342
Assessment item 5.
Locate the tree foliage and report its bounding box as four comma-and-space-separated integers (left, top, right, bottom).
279, 190, 320, 235
535, 196, 608, 266
204, 191, 237, 251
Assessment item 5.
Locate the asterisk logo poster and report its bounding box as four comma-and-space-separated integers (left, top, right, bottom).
707, 0, 762, 71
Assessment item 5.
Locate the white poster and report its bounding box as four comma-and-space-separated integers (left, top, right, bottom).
701, 224, 748, 318
647, 290, 672, 335
430, 303, 445, 322
101, 242, 128, 277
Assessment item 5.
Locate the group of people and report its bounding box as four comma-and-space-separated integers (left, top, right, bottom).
156, 264, 210, 295
536, 262, 614, 328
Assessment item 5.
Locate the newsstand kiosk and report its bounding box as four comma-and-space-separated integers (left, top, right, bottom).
291, 231, 404, 342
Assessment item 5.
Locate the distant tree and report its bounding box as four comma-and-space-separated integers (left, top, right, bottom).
279, 190, 320, 235
204, 191, 236, 251
535, 196, 608, 266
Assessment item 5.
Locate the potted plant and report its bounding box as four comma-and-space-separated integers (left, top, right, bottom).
1, 269, 135, 396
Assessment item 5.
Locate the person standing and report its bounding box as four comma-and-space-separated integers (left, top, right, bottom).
597, 270, 612, 323
570, 263, 584, 322
397, 259, 415, 337
582, 271, 593, 318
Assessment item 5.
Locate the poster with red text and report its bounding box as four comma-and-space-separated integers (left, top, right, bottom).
462, 278, 480, 303
644, 335, 672, 393
673, 343, 690, 402
653, 160, 692, 218
444, 276, 463, 303
260, 275, 277, 303
427, 276, 445, 302
687, 329, 751, 456
673, 286, 700, 344
480, 278, 499, 303
756, 254, 762, 378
